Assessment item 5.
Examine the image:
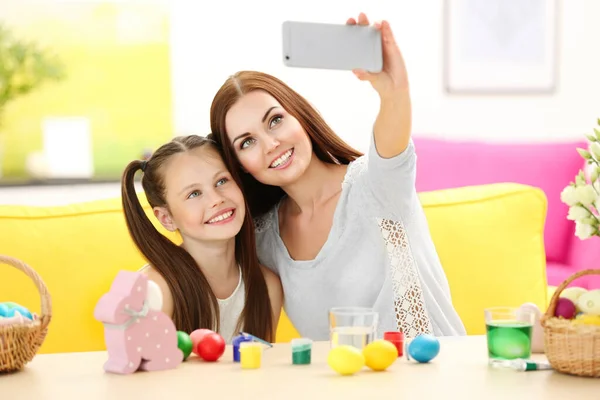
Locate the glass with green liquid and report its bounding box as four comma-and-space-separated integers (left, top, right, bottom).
484, 307, 535, 364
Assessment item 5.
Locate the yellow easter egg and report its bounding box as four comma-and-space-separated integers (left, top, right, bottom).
327, 345, 365, 376
573, 314, 600, 327
363, 340, 398, 371
577, 290, 600, 316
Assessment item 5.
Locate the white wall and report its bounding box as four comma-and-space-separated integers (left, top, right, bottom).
169, 0, 600, 152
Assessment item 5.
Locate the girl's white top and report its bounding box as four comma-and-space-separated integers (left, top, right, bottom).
255, 133, 467, 340
216, 267, 245, 343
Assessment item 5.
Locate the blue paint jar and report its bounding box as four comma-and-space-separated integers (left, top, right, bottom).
232, 334, 253, 362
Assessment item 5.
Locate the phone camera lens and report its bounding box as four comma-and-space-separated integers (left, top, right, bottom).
285, 56, 289, 60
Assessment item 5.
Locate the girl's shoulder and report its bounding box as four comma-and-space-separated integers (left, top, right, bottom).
138, 264, 174, 317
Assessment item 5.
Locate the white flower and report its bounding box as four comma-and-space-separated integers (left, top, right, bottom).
575, 220, 596, 240
591, 142, 600, 160
575, 184, 597, 206
567, 205, 590, 221
560, 185, 579, 206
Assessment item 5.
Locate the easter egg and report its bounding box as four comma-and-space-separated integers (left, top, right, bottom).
0, 302, 33, 320
176, 331, 194, 360
554, 297, 577, 319
573, 314, 600, 327
577, 290, 600, 316
487, 326, 530, 359
327, 345, 365, 375
190, 328, 214, 353
0, 304, 9, 318
363, 340, 398, 371
407, 334, 440, 363
560, 287, 587, 311
196, 332, 226, 362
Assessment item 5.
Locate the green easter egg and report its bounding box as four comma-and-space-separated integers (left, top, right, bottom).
177, 331, 194, 360
488, 326, 531, 359
3, 302, 19, 310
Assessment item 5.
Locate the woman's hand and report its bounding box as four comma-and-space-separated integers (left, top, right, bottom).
347, 13, 409, 100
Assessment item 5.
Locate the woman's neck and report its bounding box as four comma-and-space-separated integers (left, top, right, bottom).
181, 237, 238, 284
281, 155, 348, 215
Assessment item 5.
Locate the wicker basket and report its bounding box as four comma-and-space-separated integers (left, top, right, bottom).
0, 255, 52, 373
541, 269, 600, 378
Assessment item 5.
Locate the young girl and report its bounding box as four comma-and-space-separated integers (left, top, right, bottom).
209, 14, 466, 340
121, 134, 282, 343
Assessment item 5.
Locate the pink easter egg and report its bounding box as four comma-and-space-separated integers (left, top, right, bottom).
555, 297, 577, 319
190, 329, 214, 352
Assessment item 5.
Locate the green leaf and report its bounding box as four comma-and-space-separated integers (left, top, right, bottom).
595, 128, 600, 141
586, 133, 597, 142
591, 166, 600, 183
577, 148, 592, 160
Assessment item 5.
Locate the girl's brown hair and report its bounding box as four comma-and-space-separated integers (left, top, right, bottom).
121, 135, 274, 341
210, 71, 363, 217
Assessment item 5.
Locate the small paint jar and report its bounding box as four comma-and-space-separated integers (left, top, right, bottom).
232, 334, 253, 362
239, 342, 262, 369
291, 338, 313, 365
383, 331, 404, 357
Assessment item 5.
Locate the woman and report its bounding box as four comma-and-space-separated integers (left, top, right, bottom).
209, 14, 466, 340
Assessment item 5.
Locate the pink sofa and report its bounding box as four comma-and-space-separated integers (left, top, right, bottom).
413, 136, 600, 289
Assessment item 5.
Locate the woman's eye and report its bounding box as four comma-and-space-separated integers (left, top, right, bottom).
216, 178, 228, 186
188, 190, 200, 199
269, 115, 283, 129
240, 137, 255, 149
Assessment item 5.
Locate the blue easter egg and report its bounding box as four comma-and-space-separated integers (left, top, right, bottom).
13, 305, 33, 320
0, 302, 33, 320
407, 334, 440, 363
0, 303, 9, 318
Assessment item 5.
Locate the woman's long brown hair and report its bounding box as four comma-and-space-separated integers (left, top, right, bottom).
121, 135, 274, 341
210, 71, 363, 217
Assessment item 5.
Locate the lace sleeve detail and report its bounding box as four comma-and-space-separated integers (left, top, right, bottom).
342, 156, 367, 189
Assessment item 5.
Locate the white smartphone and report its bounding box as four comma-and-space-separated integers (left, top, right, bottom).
281, 21, 383, 73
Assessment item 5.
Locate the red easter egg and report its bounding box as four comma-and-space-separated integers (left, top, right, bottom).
190, 329, 214, 354
196, 332, 226, 362
555, 297, 577, 319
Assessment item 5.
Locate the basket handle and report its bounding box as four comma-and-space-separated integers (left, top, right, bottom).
541, 268, 600, 326
0, 254, 52, 329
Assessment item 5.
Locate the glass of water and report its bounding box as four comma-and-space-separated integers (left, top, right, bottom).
329, 307, 378, 350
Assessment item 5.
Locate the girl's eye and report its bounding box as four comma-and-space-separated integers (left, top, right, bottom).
240, 137, 255, 150
216, 177, 228, 186
188, 190, 200, 199
269, 115, 283, 129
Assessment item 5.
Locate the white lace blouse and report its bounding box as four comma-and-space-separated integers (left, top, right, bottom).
254, 133, 466, 340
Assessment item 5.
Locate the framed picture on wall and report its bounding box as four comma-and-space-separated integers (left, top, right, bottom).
443, 0, 558, 94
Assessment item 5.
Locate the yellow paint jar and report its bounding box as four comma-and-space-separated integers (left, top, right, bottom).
239, 342, 262, 369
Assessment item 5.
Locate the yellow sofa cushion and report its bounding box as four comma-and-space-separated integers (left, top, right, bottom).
0, 182, 547, 353
419, 183, 548, 334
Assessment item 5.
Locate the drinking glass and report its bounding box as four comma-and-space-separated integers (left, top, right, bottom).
329, 307, 378, 350
485, 307, 535, 364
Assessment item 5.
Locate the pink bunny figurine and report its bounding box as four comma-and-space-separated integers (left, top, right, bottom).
94, 270, 183, 374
